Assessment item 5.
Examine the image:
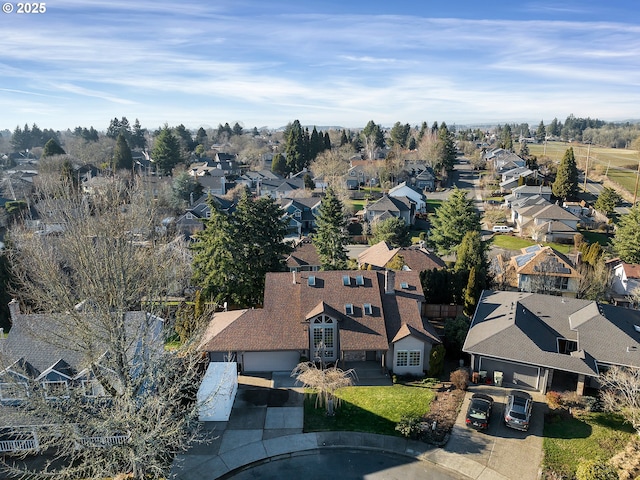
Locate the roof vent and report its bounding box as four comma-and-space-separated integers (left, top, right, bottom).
628, 346, 638, 353
634, 325, 640, 333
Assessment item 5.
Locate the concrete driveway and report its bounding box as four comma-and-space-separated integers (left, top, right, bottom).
445, 385, 545, 480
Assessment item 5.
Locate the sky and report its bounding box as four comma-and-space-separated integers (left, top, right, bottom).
1, 0, 639, 132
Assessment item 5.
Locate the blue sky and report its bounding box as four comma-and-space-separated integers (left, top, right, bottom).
1, 0, 639, 132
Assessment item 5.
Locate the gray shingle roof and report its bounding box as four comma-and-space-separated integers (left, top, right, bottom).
464, 290, 640, 377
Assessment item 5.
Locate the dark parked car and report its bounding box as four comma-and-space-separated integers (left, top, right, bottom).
504, 390, 533, 431
465, 393, 494, 430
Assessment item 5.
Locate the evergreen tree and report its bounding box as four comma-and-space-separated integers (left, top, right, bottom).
340, 130, 349, 146
370, 217, 411, 247
152, 126, 182, 175
131, 119, 147, 149
389, 122, 411, 148
552, 147, 579, 201
312, 187, 349, 270
519, 141, 530, 158
191, 191, 291, 306
232, 122, 243, 136
324, 131, 331, 150
42, 138, 66, 157
437, 123, 457, 172
454, 230, 487, 276
309, 126, 322, 161
284, 120, 308, 174
303, 173, 315, 190
271, 153, 287, 176
535, 120, 546, 143
361, 120, 385, 159
174, 124, 196, 152
549, 117, 561, 137
613, 203, 640, 263
500, 124, 513, 151
429, 188, 480, 255
408, 137, 417, 151
594, 187, 621, 216
113, 133, 133, 171
463, 266, 480, 316
195, 127, 208, 149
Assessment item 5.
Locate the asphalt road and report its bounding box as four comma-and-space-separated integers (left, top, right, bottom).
228, 449, 468, 480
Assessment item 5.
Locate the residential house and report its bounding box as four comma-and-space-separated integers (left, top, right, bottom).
499, 167, 535, 192
175, 194, 236, 238
199, 270, 441, 376
257, 177, 304, 199
0, 300, 163, 452
278, 197, 322, 235
403, 162, 437, 192
504, 185, 552, 208
483, 148, 526, 172
388, 182, 426, 213
609, 259, 640, 306
512, 200, 580, 242
239, 169, 281, 190
286, 238, 322, 272
509, 245, 580, 297
464, 290, 640, 394
196, 170, 227, 196
364, 195, 415, 225
358, 241, 446, 272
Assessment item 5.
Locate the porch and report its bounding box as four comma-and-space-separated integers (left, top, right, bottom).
340, 361, 392, 387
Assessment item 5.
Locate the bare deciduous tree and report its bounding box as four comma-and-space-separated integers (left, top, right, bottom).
1, 176, 206, 479
600, 366, 640, 434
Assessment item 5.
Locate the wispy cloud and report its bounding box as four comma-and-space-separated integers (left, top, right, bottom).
0, 1, 638, 129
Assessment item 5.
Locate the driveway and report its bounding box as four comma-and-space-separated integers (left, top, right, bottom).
446, 385, 545, 480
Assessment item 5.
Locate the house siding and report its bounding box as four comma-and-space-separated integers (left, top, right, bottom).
391, 336, 426, 376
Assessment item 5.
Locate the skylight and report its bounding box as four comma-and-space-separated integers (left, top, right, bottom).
356, 275, 364, 286
363, 303, 372, 315
400, 282, 409, 289
342, 275, 350, 286
345, 304, 354, 315
308, 276, 316, 286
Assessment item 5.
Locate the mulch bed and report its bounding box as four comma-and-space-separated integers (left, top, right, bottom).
419, 388, 466, 445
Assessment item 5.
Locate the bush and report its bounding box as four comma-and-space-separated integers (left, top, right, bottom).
450, 368, 469, 391
582, 396, 603, 412
428, 344, 446, 377
546, 391, 562, 409
395, 415, 423, 439
575, 459, 618, 480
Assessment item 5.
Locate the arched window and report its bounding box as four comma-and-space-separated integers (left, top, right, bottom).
311, 315, 336, 362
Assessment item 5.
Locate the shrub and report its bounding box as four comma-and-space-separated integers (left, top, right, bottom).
575, 459, 618, 480
395, 415, 423, 439
450, 368, 469, 391
428, 344, 446, 377
546, 391, 562, 409
582, 396, 603, 412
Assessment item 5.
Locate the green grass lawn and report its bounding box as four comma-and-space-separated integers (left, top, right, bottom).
543, 411, 635, 479
490, 234, 573, 254
304, 385, 435, 436
579, 229, 612, 246
426, 199, 443, 213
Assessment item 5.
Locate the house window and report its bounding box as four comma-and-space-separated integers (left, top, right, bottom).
409, 351, 421, 366
82, 379, 105, 398
342, 275, 350, 286
43, 381, 69, 399
363, 303, 372, 315
557, 338, 578, 355
345, 304, 354, 315
294, 211, 301, 218
356, 275, 364, 286
396, 350, 421, 368
0, 382, 28, 401
312, 315, 336, 361
396, 351, 408, 367
555, 277, 569, 290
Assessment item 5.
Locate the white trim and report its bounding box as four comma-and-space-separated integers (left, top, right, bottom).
42, 380, 70, 399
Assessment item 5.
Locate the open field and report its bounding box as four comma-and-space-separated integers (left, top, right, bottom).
528, 141, 640, 197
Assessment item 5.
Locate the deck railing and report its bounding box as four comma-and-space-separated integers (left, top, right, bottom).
0, 439, 38, 452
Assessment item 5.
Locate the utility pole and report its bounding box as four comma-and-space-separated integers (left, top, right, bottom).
583, 143, 591, 193
634, 158, 640, 205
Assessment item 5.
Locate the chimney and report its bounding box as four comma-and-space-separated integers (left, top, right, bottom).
8, 299, 20, 325
292, 270, 297, 284
384, 270, 395, 295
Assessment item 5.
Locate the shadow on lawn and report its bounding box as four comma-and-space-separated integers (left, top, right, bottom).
543, 411, 592, 439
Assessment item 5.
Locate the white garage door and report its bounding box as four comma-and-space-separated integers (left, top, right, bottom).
242, 351, 300, 372
479, 358, 541, 390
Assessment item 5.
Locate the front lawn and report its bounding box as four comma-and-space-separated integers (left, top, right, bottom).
490, 235, 573, 254
304, 385, 435, 436
543, 411, 635, 479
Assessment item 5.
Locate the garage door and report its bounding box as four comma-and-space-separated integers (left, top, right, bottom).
479, 358, 540, 390
242, 351, 300, 372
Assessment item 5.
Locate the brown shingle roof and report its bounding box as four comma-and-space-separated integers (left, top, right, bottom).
200, 270, 439, 354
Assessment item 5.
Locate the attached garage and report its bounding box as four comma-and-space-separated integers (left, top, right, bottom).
478, 358, 541, 390
242, 351, 300, 372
